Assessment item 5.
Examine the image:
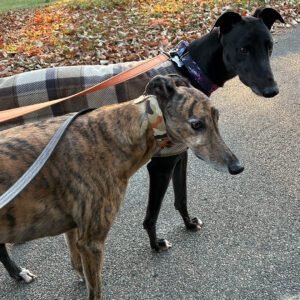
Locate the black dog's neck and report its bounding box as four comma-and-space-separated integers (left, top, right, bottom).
183, 29, 236, 88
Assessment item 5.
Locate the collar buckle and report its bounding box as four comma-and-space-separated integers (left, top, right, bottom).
168, 40, 219, 96
170, 55, 184, 68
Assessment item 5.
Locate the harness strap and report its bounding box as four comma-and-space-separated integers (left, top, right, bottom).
0, 53, 169, 123
0, 108, 94, 209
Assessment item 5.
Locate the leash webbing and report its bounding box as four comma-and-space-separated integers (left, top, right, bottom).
0, 108, 94, 209
0, 53, 169, 123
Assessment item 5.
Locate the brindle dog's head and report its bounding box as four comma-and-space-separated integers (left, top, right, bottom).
214, 8, 284, 98
145, 75, 244, 175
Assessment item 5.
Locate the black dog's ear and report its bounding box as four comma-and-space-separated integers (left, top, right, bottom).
167, 74, 191, 88
214, 11, 242, 34
253, 7, 284, 30
145, 75, 177, 100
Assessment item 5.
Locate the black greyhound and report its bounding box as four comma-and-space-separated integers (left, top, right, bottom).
0, 10, 284, 276
143, 7, 284, 251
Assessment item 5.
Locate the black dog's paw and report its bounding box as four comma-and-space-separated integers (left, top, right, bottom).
152, 239, 172, 252
18, 268, 36, 283
185, 217, 204, 231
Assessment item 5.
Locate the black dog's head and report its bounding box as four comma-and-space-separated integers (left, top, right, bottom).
214, 8, 284, 98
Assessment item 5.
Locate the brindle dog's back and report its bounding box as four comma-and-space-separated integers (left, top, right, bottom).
0, 115, 79, 242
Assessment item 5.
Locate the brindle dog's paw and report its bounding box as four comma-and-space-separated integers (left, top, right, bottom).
19, 268, 36, 283
185, 217, 204, 231
152, 239, 172, 252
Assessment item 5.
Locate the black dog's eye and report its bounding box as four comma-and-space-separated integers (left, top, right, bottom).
240, 47, 248, 54
191, 120, 205, 131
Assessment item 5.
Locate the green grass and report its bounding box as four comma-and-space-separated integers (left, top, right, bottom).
0, 0, 54, 12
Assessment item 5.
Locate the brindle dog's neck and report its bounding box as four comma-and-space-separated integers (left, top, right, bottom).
88, 101, 158, 178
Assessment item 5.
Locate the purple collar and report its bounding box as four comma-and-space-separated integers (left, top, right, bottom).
169, 41, 219, 96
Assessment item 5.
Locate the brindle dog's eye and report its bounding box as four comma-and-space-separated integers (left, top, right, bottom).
191, 120, 205, 131
240, 47, 248, 54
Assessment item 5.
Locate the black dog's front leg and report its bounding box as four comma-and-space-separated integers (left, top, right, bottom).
143, 155, 179, 252
0, 243, 35, 283
143, 151, 203, 252
172, 151, 204, 231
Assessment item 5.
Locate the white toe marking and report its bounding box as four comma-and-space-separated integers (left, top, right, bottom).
196, 218, 203, 226
164, 240, 172, 249
19, 268, 36, 283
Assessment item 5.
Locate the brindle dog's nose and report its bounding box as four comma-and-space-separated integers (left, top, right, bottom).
228, 159, 244, 175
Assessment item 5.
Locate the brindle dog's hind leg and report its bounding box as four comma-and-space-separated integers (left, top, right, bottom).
143, 155, 180, 252
65, 229, 84, 281
172, 151, 204, 231
77, 238, 105, 300
0, 243, 35, 283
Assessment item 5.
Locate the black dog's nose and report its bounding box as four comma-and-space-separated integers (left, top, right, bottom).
262, 86, 279, 98
228, 160, 244, 175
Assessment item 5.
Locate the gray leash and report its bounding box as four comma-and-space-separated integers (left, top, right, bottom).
0, 108, 94, 209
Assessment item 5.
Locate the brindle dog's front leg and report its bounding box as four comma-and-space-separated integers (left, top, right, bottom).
77, 237, 105, 300
172, 151, 204, 230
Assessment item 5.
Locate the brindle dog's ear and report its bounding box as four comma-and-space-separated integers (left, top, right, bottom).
214, 11, 242, 34
253, 7, 284, 30
145, 75, 177, 100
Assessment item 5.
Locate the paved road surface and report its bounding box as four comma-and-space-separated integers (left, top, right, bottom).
0, 26, 299, 300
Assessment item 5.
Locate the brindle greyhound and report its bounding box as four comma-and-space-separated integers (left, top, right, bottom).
0, 75, 243, 299
0, 8, 284, 256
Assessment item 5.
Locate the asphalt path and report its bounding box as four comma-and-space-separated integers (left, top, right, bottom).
0, 26, 299, 300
